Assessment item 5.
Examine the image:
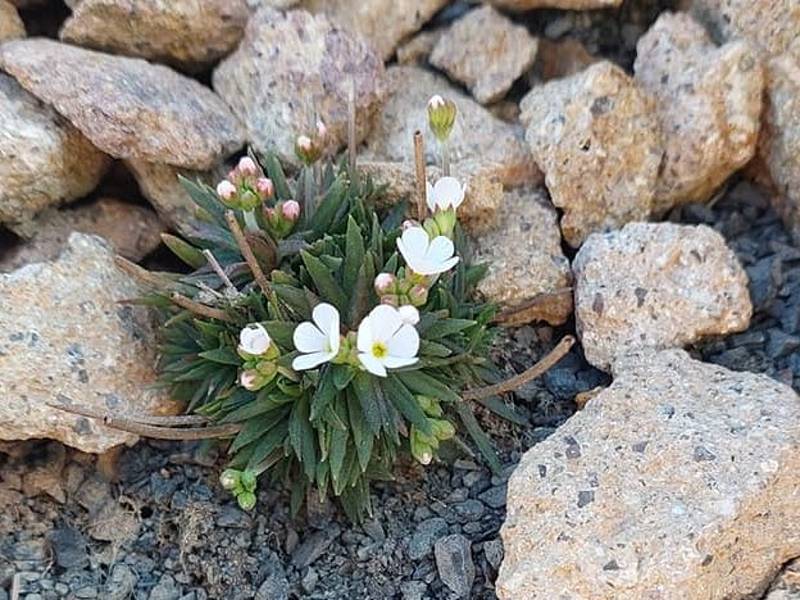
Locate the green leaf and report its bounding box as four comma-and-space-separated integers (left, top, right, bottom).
455, 403, 501, 475
161, 234, 206, 269
263, 321, 296, 350
273, 284, 312, 319
351, 371, 383, 435
332, 364, 356, 390
395, 370, 461, 403
383, 376, 433, 436
289, 395, 317, 480
198, 347, 241, 366
347, 390, 373, 472
309, 177, 347, 237
263, 152, 292, 200
300, 251, 347, 313
343, 216, 365, 292
310, 367, 337, 421
230, 410, 282, 453
329, 428, 348, 485
247, 421, 289, 469
178, 176, 224, 224
423, 318, 477, 340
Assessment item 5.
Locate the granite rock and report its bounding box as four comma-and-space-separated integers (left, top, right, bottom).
499, 348, 800, 599
0, 0, 25, 42
574, 222, 752, 371
0, 39, 244, 169
520, 61, 661, 247
213, 8, 385, 166
489, 0, 621, 10
0, 233, 177, 453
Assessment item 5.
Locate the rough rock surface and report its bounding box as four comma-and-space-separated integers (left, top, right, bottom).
688, 0, 800, 62
213, 8, 385, 166
126, 159, 218, 233
530, 38, 597, 84
0, 234, 177, 453
473, 188, 573, 326
430, 5, 538, 105
363, 65, 539, 189
0, 39, 244, 170
396, 29, 442, 65
499, 348, 800, 599
634, 12, 763, 213
0, 198, 164, 272
520, 61, 662, 247
574, 222, 752, 371
60, 0, 250, 72
765, 560, 800, 599
0, 0, 25, 41
489, 0, 621, 11
758, 56, 800, 244
0, 73, 110, 227
302, 0, 448, 60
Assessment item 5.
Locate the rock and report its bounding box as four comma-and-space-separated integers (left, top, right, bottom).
498, 349, 800, 599
148, 574, 180, 600
488, 0, 621, 11
254, 555, 289, 600
1, 198, 164, 272
633, 12, 763, 213
0, 233, 178, 453
396, 29, 442, 65
0, 0, 24, 41
290, 524, 341, 569
359, 159, 504, 234
473, 187, 573, 326
687, 0, 800, 62
434, 534, 475, 598
59, 0, 250, 72
530, 37, 597, 84
301, 0, 448, 60
362, 65, 539, 189
430, 5, 538, 105
765, 559, 800, 599
407, 517, 448, 561
213, 8, 385, 166
483, 538, 504, 571
126, 159, 218, 233
0, 73, 110, 228
758, 56, 800, 245
0, 39, 244, 169
47, 527, 88, 569
520, 61, 661, 247
573, 222, 752, 371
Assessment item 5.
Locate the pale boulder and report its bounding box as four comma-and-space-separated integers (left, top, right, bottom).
499, 348, 800, 599
0, 234, 178, 453
574, 222, 752, 371
489, 0, 621, 11
0, 0, 24, 42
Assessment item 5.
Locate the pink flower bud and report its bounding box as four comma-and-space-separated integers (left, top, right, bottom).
402, 219, 417, 231
264, 206, 276, 220
238, 156, 258, 177
281, 200, 300, 221
216, 180, 237, 201
239, 369, 259, 391
374, 272, 396, 294
256, 177, 274, 199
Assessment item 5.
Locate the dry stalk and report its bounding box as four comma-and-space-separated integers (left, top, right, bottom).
413, 130, 427, 222
170, 292, 232, 322
225, 210, 272, 296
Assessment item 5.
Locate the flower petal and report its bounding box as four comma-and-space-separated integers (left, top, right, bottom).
388, 324, 420, 358
425, 235, 455, 264
383, 355, 418, 369
292, 351, 333, 371
368, 304, 403, 342
433, 177, 465, 210
357, 315, 374, 353
398, 305, 420, 325
293, 322, 326, 353
312, 302, 340, 354
425, 181, 436, 212
358, 352, 387, 377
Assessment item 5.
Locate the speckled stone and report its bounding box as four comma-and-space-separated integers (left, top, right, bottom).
0, 233, 177, 453
520, 61, 661, 247
60, 0, 249, 72
574, 222, 752, 371
0, 0, 24, 42
213, 8, 385, 166
0, 39, 244, 169
362, 65, 540, 189
430, 5, 538, 105
0, 73, 110, 228
499, 348, 800, 599
473, 187, 573, 326
634, 12, 763, 213
488, 0, 621, 11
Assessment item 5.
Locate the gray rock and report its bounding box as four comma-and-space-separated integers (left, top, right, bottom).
634, 12, 763, 214
105, 564, 138, 600
574, 222, 752, 371
290, 524, 341, 569
408, 517, 449, 561
0, 73, 110, 227
499, 349, 800, 599
148, 574, 181, 600
60, 0, 250, 72
430, 5, 538, 105
254, 554, 289, 600
47, 528, 87, 569
0, 233, 177, 452
434, 534, 475, 598
213, 8, 385, 166
483, 538, 504, 571
0, 0, 24, 42
0, 39, 244, 169
521, 61, 662, 247
478, 485, 507, 509
488, 0, 620, 10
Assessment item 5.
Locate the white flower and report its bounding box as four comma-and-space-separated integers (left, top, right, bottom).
428, 94, 445, 110
398, 305, 420, 325
426, 177, 465, 212
217, 179, 236, 201
396, 226, 459, 276
239, 323, 271, 356
357, 305, 419, 377
292, 303, 341, 371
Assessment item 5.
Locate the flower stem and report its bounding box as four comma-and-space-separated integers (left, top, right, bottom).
441, 139, 450, 177
243, 209, 259, 232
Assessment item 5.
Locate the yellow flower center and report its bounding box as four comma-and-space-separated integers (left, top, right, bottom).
371, 341, 388, 359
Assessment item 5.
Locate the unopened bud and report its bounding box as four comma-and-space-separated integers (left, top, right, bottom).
427, 95, 457, 142
239, 189, 260, 211
239, 369, 260, 391
281, 200, 300, 221
374, 272, 396, 294
297, 135, 313, 153
402, 219, 418, 231
408, 284, 428, 306
431, 419, 455, 441
380, 294, 400, 307
220, 469, 240, 490
237, 491, 257, 511
239, 469, 257, 493
256, 177, 274, 199
216, 180, 237, 202
238, 156, 258, 177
